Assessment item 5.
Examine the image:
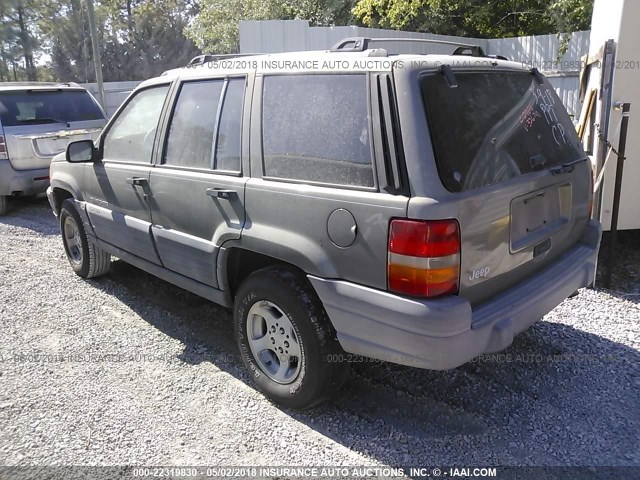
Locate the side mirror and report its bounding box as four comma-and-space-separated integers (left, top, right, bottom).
66, 140, 96, 163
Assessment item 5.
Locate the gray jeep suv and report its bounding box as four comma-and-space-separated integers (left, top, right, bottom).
47, 38, 601, 408
0, 82, 106, 215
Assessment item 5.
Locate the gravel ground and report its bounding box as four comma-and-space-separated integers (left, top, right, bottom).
0, 198, 638, 473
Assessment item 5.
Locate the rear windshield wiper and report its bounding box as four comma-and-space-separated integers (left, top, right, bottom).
550, 157, 588, 175
19, 117, 70, 126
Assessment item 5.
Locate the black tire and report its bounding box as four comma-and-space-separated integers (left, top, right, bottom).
234, 267, 349, 409
0, 195, 8, 216
59, 198, 111, 278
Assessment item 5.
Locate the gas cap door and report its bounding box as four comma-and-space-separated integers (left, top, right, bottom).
327, 208, 357, 248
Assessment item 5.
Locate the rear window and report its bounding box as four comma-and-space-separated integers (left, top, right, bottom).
420, 71, 585, 192
0, 90, 104, 127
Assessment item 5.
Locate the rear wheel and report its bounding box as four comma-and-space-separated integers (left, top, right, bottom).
59, 199, 111, 278
234, 267, 348, 409
0, 195, 8, 216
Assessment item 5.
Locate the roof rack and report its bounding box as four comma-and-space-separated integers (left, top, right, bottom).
187, 53, 257, 67
0, 81, 85, 90
452, 45, 486, 57
54, 82, 82, 88
0, 81, 61, 87
331, 37, 487, 57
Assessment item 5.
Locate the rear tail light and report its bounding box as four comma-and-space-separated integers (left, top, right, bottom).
0, 135, 8, 160
388, 219, 461, 298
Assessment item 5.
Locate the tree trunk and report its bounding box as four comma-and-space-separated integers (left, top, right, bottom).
16, 3, 37, 81
126, 0, 133, 31
0, 42, 7, 81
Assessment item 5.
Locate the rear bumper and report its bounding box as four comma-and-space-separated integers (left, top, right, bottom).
309, 220, 602, 370
0, 160, 49, 196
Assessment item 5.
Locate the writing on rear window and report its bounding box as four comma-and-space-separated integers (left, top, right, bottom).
420, 72, 585, 192
533, 87, 567, 146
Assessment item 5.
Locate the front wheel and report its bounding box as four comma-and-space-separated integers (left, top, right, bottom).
59, 199, 111, 278
234, 267, 348, 409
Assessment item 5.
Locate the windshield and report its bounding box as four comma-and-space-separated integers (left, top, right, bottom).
420, 71, 585, 192
0, 90, 104, 127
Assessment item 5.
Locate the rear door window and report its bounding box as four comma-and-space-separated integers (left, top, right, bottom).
215, 78, 244, 171
262, 74, 374, 188
165, 80, 224, 170
164, 77, 244, 172
420, 72, 585, 192
0, 90, 104, 126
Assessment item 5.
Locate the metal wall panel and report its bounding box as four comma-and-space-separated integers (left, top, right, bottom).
239, 21, 590, 118
82, 81, 141, 117
239, 20, 490, 55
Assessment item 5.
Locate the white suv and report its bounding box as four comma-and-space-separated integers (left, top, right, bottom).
0, 82, 106, 215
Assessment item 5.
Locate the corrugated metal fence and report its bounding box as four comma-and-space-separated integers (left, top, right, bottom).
487, 32, 590, 118
83, 24, 591, 120
82, 81, 140, 117
240, 20, 590, 118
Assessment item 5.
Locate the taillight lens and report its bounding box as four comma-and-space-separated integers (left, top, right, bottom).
388, 219, 461, 298
0, 135, 8, 160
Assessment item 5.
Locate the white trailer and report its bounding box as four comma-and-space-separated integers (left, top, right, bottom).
585, 0, 639, 230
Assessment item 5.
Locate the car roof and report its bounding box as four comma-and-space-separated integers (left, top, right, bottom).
0, 82, 88, 92
139, 49, 529, 89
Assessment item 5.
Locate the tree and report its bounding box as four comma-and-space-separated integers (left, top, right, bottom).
186, 0, 357, 54
0, 0, 40, 80
0, 6, 20, 81
35, 0, 201, 82
546, 0, 594, 36
37, 0, 92, 82
186, 0, 286, 54
352, 0, 594, 38
287, 0, 357, 25
15, 2, 37, 79
103, 0, 201, 79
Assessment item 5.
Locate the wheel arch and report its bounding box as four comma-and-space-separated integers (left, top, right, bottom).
49, 170, 84, 214
221, 247, 311, 300
50, 186, 74, 215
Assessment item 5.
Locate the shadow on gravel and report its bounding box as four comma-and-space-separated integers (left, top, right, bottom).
88, 259, 640, 469
0, 196, 58, 236
596, 230, 640, 304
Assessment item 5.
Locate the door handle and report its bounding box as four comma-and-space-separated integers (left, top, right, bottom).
206, 188, 237, 200
126, 177, 148, 187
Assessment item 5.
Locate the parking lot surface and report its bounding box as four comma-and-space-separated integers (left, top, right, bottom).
1, 199, 638, 469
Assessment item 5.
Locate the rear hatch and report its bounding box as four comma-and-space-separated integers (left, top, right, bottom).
417, 68, 592, 305
0, 88, 106, 170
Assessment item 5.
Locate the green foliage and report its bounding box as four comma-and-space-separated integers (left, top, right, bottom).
55, 0, 200, 81
0, 0, 594, 82
287, 0, 357, 25
98, 0, 202, 80
186, 0, 592, 54
0, 0, 40, 81
2, 0, 202, 82
186, 0, 357, 54
547, 0, 594, 34
186, 0, 286, 54
352, 0, 594, 38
